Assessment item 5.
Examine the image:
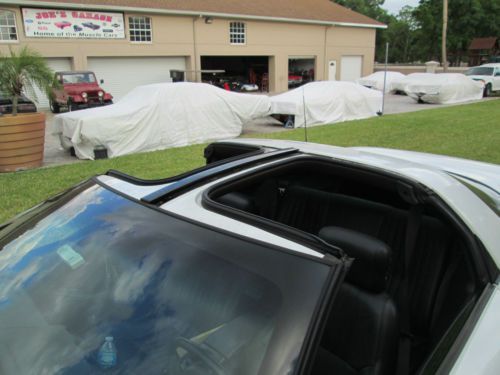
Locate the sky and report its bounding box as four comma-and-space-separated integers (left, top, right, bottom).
382, 0, 421, 14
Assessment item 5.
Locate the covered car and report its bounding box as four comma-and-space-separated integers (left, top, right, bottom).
53, 82, 271, 159
392, 72, 431, 93
356, 71, 406, 93
0, 139, 499, 375
270, 81, 382, 128
404, 73, 484, 104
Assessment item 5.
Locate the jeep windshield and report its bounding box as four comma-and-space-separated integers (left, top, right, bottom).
61, 72, 97, 84
0, 182, 337, 375
465, 67, 494, 76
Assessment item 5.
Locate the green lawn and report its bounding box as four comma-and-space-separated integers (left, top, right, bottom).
1, 99, 499, 223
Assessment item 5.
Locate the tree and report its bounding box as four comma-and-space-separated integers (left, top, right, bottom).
333, 1, 393, 61
334, 0, 387, 19
0, 46, 54, 116
384, 6, 417, 63
412, 0, 497, 64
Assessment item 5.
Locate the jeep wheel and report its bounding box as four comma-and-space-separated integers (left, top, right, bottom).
49, 100, 60, 114
483, 83, 492, 98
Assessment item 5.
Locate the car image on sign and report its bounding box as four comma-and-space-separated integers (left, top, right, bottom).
82, 22, 100, 30
54, 21, 72, 29
0, 140, 498, 375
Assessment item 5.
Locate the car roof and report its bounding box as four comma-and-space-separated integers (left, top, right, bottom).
479, 63, 500, 67
218, 139, 500, 262
97, 139, 500, 266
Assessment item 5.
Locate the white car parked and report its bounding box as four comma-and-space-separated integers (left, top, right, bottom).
465, 63, 500, 97
356, 71, 406, 93
404, 73, 484, 104
1, 139, 499, 375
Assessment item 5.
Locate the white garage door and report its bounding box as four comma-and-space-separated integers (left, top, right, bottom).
29, 58, 72, 109
340, 56, 363, 82
88, 57, 187, 101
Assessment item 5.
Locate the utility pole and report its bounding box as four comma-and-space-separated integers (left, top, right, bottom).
442, 0, 448, 72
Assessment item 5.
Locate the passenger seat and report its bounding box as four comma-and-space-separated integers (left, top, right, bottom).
313, 226, 399, 375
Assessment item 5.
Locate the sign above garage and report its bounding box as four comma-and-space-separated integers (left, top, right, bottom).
22, 8, 125, 39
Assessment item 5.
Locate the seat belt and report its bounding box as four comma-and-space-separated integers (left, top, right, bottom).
397, 205, 422, 375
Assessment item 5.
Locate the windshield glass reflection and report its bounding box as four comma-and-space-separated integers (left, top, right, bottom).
0, 184, 330, 375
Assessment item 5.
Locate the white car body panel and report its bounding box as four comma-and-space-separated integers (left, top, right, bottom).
451, 285, 500, 375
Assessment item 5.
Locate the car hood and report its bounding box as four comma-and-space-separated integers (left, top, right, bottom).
64, 83, 102, 94
467, 75, 491, 81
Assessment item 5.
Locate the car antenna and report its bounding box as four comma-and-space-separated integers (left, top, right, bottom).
302, 84, 308, 142
378, 42, 389, 116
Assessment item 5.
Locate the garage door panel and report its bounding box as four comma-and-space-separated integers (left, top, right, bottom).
88, 57, 186, 101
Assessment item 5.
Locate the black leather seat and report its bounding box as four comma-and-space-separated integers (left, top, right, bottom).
313, 226, 399, 375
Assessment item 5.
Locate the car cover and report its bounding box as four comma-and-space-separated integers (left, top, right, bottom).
356, 71, 406, 93
404, 73, 484, 104
392, 73, 431, 93
270, 81, 382, 128
53, 82, 271, 159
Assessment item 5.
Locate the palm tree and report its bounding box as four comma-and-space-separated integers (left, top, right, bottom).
0, 46, 55, 116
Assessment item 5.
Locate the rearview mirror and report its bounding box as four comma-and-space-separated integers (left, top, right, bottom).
100, 79, 104, 84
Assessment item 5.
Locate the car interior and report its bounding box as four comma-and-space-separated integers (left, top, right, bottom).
204, 154, 485, 375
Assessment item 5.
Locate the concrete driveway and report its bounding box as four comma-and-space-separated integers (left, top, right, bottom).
43, 94, 495, 168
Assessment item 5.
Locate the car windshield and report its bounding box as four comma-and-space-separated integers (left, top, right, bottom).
465, 67, 494, 76
62, 73, 96, 84
0, 182, 333, 375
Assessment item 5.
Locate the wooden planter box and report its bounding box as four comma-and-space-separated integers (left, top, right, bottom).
0, 113, 46, 172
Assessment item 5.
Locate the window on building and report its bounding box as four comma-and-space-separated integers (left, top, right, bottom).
0, 10, 18, 42
129, 16, 152, 43
229, 22, 246, 45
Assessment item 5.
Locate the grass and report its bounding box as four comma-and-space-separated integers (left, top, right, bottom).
1, 99, 499, 223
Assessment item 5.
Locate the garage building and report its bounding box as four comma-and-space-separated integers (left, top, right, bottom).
0, 0, 385, 107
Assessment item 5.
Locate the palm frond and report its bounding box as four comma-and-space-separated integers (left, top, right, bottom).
0, 46, 57, 115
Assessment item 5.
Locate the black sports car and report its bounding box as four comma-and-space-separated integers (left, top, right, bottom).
82, 22, 100, 30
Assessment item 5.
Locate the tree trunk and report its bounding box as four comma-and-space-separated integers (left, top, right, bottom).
12, 94, 19, 116
442, 0, 448, 72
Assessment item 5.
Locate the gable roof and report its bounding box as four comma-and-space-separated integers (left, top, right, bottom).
469, 37, 498, 50
16, 0, 386, 28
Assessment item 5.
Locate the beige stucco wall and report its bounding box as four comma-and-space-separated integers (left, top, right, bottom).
326, 26, 376, 79
0, 5, 377, 92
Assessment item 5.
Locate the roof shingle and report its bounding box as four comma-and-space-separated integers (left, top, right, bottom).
28, 0, 384, 27
469, 37, 498, 50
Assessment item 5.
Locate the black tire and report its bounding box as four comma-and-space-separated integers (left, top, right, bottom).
49, 100, 60, 114
483, 84, 492, 98
105, 100, 113, 105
